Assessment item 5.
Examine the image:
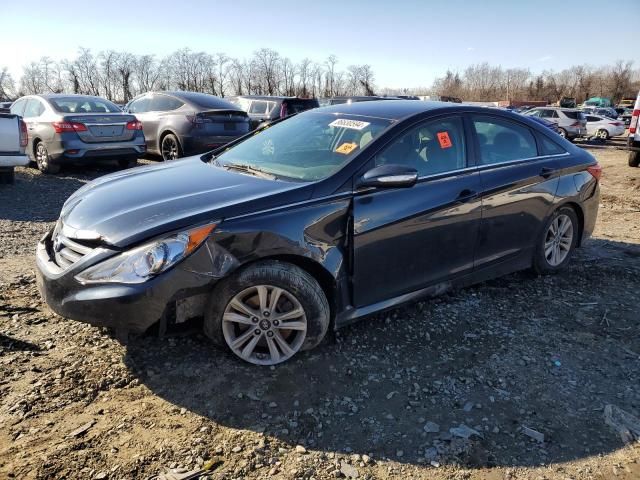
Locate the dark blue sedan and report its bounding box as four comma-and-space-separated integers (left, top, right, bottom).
36, 101, 601, 365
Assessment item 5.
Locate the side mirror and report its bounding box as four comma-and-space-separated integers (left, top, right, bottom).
357, 164, 418, 189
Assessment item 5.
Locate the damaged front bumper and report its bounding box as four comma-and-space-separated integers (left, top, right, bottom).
36, 229, 238, 334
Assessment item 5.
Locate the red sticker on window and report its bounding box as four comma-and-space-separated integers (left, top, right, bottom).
437, 131, 452, 149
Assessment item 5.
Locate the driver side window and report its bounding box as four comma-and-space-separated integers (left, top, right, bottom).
374, 116, 466, 177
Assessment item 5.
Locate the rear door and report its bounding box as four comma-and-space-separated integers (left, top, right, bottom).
128, 95, 155, 150
22, 99, 47, 157
352, 115, 482, 307
471, 114, 564, 270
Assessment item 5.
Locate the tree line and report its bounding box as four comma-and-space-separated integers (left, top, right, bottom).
0, 47, 375, 102
1, 48, 638, 105
431, 61, 639, 104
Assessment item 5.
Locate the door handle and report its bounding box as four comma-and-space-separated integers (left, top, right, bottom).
456, 189, 477, 202
540, 167, 556, 178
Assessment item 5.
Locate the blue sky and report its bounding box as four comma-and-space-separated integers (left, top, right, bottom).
2, 0, 638, 88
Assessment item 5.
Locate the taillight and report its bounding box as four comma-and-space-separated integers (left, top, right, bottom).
587, 163, 602, 181
126, 120, 142, 130
53, 121, 87, 133
609, 122, 623, 127
19, 119, 28, 147
186, 114, 210, 126
629, 109, 640, 134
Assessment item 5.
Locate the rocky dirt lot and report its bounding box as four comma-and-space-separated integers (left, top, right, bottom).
1, 149, 639, 480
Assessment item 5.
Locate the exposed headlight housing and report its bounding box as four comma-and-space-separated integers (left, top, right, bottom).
75, 224, 216, 284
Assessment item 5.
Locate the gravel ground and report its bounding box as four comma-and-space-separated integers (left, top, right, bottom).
1, 149, 639, 480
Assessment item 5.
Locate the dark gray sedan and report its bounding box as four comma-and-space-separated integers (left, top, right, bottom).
124, 91, 250, 161
10, 94, 146, 173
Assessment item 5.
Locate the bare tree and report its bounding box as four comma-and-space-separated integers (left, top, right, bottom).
0, 67, 16, 100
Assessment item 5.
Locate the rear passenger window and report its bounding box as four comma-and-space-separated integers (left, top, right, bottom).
375, 116, 466, 177
473, 116, 538, 165
249, 101, 269, 114
151, 95, 184, 112
23, 99, 45, 118
128, 97, 151, 113
539, 135, 566, 156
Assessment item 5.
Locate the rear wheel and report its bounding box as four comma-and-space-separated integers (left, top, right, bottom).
533, 206, 578, 275
596, 129, 609, 141
204, 261, 330, 365
35, 142, 60, 174
629, 150, 640, 168
161, 134, 182, 161
557, 128, 567, 139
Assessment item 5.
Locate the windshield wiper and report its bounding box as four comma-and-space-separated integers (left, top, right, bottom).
221, 163, 277, 180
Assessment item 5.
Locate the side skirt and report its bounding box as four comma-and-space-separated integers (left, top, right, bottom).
334, 248, 532, 329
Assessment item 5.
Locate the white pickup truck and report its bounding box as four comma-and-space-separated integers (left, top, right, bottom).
0, 113, 29, 184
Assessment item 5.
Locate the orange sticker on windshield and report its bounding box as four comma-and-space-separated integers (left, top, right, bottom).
335, 142, 358, 155
437, 131, 452, 149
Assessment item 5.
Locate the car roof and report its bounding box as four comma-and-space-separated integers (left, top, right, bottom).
37, 94, 108, 101
232, 95, 313, 101
318, 99, 488, 120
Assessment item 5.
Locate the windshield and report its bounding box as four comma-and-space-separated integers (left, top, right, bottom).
215, 112, 392, 181
49, 97, 121, 113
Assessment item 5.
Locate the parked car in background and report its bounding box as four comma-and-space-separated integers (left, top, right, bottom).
583, 97, 612, 108
125, 91, 250, 160
620, 108, 633, 126
227, 96, 319, 130
581, 106, 618, 119
10, 94, 146, 173
558, 97, 577, 108
0, 101, 13, 113
36, 101, 601, 365
585, 115, 625, 140
0, 113, 29, 184
521, 114, 561, 134
618, 98, 636, 109
628, 92, 640, 167
525, 107, 587, 140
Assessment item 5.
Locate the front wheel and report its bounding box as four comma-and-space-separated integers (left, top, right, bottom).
557, 128, 567, 139
204, 261, 330, 365
35, 142, 60, 174
161, 134, 182, 161
595, 129, 609, 141
533, 207, 579, 275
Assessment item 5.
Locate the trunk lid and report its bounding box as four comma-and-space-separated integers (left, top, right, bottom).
193, 110, 250, 135
63, 113, 138, 143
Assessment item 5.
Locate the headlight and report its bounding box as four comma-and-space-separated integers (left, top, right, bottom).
75, 223, 216, 284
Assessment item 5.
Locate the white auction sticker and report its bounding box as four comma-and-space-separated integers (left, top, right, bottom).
329, 118, 371, 130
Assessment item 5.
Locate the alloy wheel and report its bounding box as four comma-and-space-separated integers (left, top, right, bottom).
544, 214, 574, 267
558, 128, 567, 138
36, 143, 49, 171
596, 129, 608, 140
222, 285, 307, 365
161, 136, 179, 161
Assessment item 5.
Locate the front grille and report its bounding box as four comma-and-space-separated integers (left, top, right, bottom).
51, 230, 94, 269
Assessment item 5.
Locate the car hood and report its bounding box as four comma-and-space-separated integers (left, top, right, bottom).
60, 157, 310, 247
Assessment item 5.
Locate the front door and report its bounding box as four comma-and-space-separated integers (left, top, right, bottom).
352, 115, 481, 308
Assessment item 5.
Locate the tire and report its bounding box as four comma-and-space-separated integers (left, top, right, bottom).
596, 129, 609, 141
557, 128, 567, 139
35, 142, 60, 174
118, 158, 138, 169
160, 133, 182, 161
204, 260, 330, 365
0, 168, 15, 184
629, 150, 640, 168
532, 206, 579, 275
